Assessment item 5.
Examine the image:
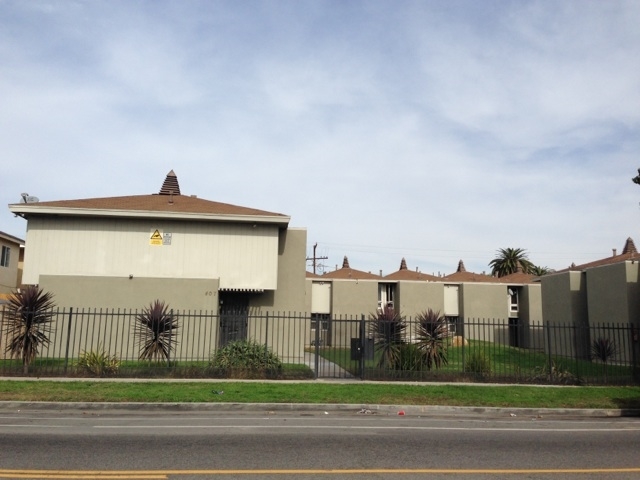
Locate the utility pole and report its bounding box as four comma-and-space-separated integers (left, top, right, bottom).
306, 243, 328, 275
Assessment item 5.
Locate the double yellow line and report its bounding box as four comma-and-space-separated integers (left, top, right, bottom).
2, 468, 640, 478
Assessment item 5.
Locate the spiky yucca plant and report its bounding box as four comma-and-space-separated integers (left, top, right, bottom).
2, 285, 56, 374
369, 306, 406, 369
591, 337, 617, 382
415, 309, 449, 370
134, 300, 179, 362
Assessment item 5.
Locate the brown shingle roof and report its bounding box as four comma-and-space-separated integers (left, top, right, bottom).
9, 170, 289, 224
16, 194, 288, 218
322, 256, 382, 280
442, 259, 496, 283
496, 271, 538, 284
383, 258, 440, 281
442, 271, 497, 283
557, 237, 640, 272
384, 269, 440, 281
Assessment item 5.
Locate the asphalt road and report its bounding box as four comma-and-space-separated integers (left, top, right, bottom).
0, 407, 639, 479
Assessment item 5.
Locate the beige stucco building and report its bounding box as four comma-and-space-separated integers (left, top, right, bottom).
7, 170, 548, 356
541, 237, 640, 359
305, 257, 543, 348
542, 238, 640, 327
7, 171, 308, 360
9, 171, 306, 314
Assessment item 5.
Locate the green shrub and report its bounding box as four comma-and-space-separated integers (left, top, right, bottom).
209, 340, 282, 378
76, 346, 119, 377
531, 360, 578, 385
394, 343, 424, 371
464, 350, 492, 377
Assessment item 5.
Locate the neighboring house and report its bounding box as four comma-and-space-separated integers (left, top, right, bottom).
0, 231, 24, 297
9, 170, 307, 314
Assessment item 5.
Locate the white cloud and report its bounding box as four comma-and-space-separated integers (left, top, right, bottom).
1, 0, 639, 275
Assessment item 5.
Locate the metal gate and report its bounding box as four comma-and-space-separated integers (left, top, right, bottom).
218, 292, 248, 347
311, 316, 373, 379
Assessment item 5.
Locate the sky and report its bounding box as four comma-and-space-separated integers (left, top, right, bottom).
1, 0, 639, 277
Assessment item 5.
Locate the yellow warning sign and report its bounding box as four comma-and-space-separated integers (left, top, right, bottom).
150, 229, 163, 246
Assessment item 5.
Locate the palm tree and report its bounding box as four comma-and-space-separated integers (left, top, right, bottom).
369, 306, 406, 369
3, 285, 57, 374
530, 265, 553, 276
489, 248, 534, 277
134, 300, 179, 362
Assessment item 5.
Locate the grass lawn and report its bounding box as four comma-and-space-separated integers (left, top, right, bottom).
0, 380, 639, 410
314, 341, 634, 384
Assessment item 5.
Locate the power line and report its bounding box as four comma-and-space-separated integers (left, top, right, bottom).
306, 242, 328, 275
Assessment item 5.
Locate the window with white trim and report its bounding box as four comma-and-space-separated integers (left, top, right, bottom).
0, 246, 9, 267
508, 288, 519, 313
378, 283, 396, 312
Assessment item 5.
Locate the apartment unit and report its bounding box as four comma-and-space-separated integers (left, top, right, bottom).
9, 171, 307, 315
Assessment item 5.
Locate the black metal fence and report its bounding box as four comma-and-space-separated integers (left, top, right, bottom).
0, 307, 638, 385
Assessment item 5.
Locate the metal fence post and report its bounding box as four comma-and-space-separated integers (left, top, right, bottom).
359, 314, 366, 379
631, 325, 640, 382
63, 308, 73, 375
461, 317, 466, 374
575, 323, 583, 383
264, 312, 269, 365
167, 309, 173, 367
314, 316, 320, 379
545, 321, 553, 382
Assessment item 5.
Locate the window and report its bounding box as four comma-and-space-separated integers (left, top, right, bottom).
378, 283, 396, 312
508, 288, 519, 313
0, 246, 9, 267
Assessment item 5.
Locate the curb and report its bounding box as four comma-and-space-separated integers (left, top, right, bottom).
0, 401, 637, 418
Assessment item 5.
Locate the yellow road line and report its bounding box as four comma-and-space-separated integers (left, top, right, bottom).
2, 468, 640, 477
0, 475, 165, 480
